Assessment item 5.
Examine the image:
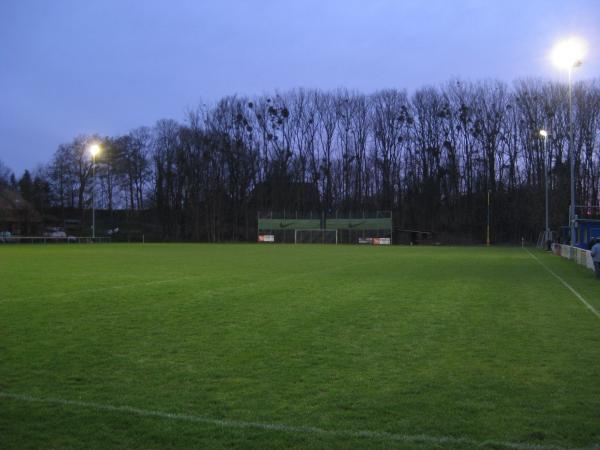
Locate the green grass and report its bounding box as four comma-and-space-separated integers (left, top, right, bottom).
1, 244, 600, 449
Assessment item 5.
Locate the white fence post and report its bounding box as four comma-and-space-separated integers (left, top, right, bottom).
551, 243, 593, 271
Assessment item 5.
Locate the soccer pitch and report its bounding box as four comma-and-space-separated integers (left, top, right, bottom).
1, 244, 599, 449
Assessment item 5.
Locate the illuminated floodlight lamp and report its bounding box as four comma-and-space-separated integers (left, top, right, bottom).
89, 143, 101, 157
550, 37, 587, 70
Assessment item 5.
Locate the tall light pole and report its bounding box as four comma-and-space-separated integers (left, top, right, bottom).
551, 37, 586, 257
89, 143, 101, 239
540, 129, 550, 249
486, 189, 491, 246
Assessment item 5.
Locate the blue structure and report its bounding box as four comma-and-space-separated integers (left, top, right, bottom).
561, 218, 600, 249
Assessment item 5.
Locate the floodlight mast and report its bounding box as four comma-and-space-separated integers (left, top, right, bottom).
540, 130, 550, 250
486, 189, 491, 246
89, 144, 101, 239
551, 37, 586, 257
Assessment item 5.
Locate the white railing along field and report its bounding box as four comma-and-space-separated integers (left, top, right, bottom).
551, 243, 594, 271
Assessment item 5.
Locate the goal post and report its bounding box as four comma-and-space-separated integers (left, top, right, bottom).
294, 229, 338, 244
536, 230, 554, 250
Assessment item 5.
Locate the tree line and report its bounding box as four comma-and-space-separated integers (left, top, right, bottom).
2, 78, 600, 243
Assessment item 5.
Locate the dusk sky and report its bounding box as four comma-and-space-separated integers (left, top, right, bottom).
1, 0, 599, 175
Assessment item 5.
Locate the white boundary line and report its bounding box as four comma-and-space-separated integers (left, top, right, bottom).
525, 248, 600, 320
1, 391, 593, 450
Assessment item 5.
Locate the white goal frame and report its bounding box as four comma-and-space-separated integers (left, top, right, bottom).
536, 230, 554, 250
294, 229, 338, 244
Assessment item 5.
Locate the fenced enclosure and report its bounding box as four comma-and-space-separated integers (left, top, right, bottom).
257, 211, 392, 244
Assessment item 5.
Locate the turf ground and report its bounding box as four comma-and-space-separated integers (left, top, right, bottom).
1, 244, 599, 449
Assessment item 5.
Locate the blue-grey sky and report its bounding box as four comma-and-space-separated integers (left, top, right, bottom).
1, 0, 599, 175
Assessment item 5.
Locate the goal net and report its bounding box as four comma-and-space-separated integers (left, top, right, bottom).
536, 230, 554, 250
294, 229, 338, 244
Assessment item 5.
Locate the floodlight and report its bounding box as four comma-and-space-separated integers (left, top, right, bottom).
551, 37, 587, 70
89, 143, 101, 157
549, 36, 588, 255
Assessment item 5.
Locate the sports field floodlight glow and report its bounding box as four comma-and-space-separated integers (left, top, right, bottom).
550, 37, 587, 70
89, 143, 101, 157
549, 36, 587, 258
539, 129, 548, 138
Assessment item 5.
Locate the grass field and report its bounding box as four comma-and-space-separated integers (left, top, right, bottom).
1, 244, 600, 449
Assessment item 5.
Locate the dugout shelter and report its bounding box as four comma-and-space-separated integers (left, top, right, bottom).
561, 218, 600, 249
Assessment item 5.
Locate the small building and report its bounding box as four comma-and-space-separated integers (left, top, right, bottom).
561, 218, 600, 249
0, 188, 42, 235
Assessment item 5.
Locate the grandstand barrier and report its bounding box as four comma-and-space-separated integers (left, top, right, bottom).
551, 243, 594, 271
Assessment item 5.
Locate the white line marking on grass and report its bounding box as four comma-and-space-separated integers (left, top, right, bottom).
525, 248, 600, 321
0, 391, 594, 450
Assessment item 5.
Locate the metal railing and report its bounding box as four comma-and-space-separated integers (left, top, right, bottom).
551, 243, 594, 270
